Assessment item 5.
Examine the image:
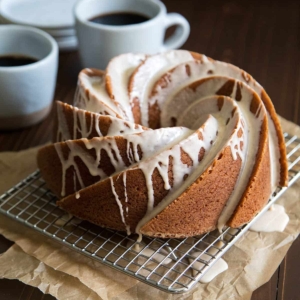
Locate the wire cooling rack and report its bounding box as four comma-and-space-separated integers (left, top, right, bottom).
0, 133, 300, 294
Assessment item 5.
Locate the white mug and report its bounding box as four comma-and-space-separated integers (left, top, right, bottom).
0, 25, 58, 130
74, 0, 190, 69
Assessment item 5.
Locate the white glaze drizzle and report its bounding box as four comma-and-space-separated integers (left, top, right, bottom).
188, 241, 228, 282
126, 240, 172, 265
55, 102, 147, 142
249, 204, 289, 232
74, 71, 123, 118
129, 50, 194, 126
110, 177, 131, 235
55, 127, 192, 197
167, 76, 266, 231
141, 115, 217, 216
155, 59, 280, 189
55, 142, 85, 197
134, 112, 245, 239
123, 172, 129, 216
106, 53, 146, 121
56, 102, 71, 142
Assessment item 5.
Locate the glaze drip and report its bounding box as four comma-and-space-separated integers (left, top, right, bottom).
250, 204, 289, 232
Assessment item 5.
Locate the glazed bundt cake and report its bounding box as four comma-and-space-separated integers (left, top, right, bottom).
37, 50, 288, 239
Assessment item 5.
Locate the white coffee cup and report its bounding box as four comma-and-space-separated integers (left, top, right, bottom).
74, 0, 190, 69
0, 25, 58, 130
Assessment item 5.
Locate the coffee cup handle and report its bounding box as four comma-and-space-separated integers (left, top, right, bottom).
161, 13, 190, 51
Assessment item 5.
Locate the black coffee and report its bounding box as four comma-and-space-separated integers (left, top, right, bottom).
0, 55, 38, 67
89, 12, 149, 26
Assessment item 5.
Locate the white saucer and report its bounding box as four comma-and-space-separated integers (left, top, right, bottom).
0, 14, 76, 39
0, 0, 78, 29
43, 27, 77, 38
0, 0, 78, 51
55, 36, 78, 52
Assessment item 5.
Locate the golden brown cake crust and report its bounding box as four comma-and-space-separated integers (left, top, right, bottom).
140, 146, 242, 238
260, 91, 288, 186
227, 118, 271, 227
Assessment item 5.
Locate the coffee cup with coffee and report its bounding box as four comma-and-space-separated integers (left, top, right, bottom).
0, 25, 58, 130
74, 0, 190, 69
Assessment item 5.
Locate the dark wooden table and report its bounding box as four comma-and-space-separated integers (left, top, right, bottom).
0, 0, 299, 299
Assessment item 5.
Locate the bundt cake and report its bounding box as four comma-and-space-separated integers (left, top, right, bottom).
37, 50, 288, 239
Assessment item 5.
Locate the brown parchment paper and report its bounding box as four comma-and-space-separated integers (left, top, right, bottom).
0, 244, 101, 300
0, 116, 299, 300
